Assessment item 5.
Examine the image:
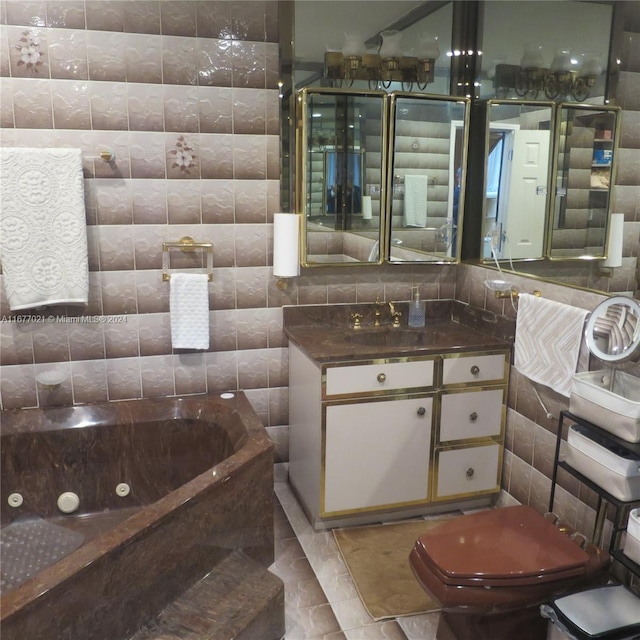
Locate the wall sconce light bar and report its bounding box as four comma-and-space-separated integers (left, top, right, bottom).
324, 51, 436, 91
493, 63, 599, 102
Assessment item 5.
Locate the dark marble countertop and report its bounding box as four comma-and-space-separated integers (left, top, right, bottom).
283, 299, 515, 363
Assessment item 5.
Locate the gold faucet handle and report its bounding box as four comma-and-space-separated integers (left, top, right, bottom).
388, 302, 402, 327
350, 312, 363, 329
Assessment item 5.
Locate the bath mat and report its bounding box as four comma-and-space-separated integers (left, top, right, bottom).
1, 518, 84, 593
333, 517, 452, 621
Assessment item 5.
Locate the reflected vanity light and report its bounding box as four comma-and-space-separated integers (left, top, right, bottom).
493, 46, 602, 102
325, 32, 440, 91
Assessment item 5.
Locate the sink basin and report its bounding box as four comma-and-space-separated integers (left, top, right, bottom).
345, 329, 432, 348
570, 370, 640, 442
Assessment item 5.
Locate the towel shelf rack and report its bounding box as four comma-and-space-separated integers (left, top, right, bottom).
162, 236, 213, 282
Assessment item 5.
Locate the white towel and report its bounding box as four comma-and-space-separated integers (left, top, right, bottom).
514, 293, 589, 397
170, 273, 210, 350
403, 175, 428, 227
0, 147, 89, 310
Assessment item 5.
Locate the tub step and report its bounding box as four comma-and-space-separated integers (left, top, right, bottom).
129, 551, 284, 640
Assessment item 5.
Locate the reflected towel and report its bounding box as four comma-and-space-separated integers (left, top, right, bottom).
403, 175, 428, 227
0, 147, 89, 310
514, 293, 588, 397
170, 273, 210, 350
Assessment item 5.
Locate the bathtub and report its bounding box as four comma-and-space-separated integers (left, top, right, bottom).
0, 392, 275, 640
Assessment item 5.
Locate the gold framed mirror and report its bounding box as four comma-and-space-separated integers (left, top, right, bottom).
296, 87, 388, 267
481, 100, 555, 264
386, 92, 470, 263
479, 101, 620, 268
548, 103, 621, 260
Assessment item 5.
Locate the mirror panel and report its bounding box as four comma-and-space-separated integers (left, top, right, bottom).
548, 103, 620, 260
293, 1, 454, 96
297, 88, 387, 266
482, 100, 554, 263
478, 1, 613, 102
387, 93, 469, 263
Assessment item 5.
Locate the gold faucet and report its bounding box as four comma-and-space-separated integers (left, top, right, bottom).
350, 312, 363, 329
388, 302, 402, 328
374, 297, 383, 326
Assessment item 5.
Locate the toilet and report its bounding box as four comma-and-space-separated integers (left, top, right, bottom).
409, 505, 610, 640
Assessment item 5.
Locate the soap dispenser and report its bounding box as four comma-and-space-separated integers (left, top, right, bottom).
408, 287, 426, 327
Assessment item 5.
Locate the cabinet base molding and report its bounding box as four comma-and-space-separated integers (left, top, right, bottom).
290, 476, 496, 530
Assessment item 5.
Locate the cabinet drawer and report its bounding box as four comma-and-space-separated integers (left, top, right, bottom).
324, 358, 435, 398
442, 353, 507, 386
440, 388, 505, 442
433, 443, 501, 500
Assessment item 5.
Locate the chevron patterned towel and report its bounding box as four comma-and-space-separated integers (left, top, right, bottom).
514, 293, 588, 397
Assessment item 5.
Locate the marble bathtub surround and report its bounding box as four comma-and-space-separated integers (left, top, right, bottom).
0, 392, 278, 640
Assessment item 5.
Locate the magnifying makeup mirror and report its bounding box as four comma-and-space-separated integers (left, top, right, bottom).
585, 296, 640, 363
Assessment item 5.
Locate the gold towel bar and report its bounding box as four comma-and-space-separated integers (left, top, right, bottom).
162, 236, 214, 282
162, 236, 213, 252
495, 288, 542, 300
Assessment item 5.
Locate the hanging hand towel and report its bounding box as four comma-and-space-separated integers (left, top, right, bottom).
514, 293, 588, 397
0, 147, 89, 310
170, 273, 210, 350
403, 175, 428, 227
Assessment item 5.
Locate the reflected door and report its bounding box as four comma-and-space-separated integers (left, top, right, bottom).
505, 129, 550, 259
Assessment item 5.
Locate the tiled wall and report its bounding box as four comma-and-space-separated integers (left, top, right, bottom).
0, 0, 281, 415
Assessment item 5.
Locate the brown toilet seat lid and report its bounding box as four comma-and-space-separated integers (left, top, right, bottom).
413, 506, 591, 587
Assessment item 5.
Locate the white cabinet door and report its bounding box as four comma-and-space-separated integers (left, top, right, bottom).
323, 396, 433, 515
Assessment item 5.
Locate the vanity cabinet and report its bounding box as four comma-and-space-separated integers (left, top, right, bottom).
288, 343, 510, 529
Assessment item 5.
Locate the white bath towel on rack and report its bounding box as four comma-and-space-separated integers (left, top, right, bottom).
0, 147, 89, 310
403, 174, 428, 227
170, 273, 210, 350
514, 293, 588, 398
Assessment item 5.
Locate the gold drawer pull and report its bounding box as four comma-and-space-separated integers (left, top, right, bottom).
417, 406, 426, 417
466, 467, 475, 478
377, 373, 386, 383
470, 365, 480, 376
469, 411, 478, 422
